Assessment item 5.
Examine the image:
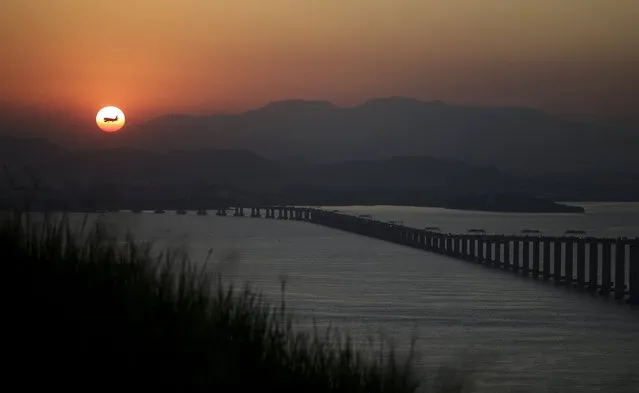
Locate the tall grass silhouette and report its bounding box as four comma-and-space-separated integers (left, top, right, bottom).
1, 211, 421, 392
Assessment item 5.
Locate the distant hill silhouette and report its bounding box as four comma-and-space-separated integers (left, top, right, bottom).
6, 135, 639, 213
1, 98, 638, 175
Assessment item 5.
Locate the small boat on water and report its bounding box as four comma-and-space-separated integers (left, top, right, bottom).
131, 209, 142, 214
389, 220, 404, 225
196, 209, 207, 216
357, 214, 373, 219
564, 229, 587, 236
521, 229, 542, 235
424, 226, 441, 232
154, 209, 166, 214
467, 228, 486, 234
176, 209, 187, 215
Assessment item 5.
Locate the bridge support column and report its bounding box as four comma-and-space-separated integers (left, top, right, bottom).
532, 239, 540, 278
459, 236, 468, 259
615, 241, 627, 300
522, 239, 530, 276
503, 239, 511, 270
588, 241, 599, 292
628, 240, 639, 304
553, 240, 563, 284
216, 208, 227, 216
485, 237, 493, 267
542, 239, 551, 280
565, 239, 574, 286
576, 239, 586, 289
494, 237, 502, 268
469, 237, 476, 261
601, 241, 612, 295
452, 236, 457, 255
513, 239, 520, 274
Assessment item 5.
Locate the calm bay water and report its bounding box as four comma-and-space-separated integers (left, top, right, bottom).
79, 204, 638, 392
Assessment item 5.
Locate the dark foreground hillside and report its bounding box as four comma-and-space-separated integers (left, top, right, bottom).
1, 213, 422, 392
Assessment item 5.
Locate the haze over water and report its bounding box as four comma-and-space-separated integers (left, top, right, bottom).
84, 203, 639, 393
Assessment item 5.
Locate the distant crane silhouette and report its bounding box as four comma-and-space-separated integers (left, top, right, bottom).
103, 115, 118, 123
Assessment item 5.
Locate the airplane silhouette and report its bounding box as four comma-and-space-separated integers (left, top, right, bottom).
103, 115, 118, 123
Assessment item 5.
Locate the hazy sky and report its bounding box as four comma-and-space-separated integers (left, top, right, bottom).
1, 0, 637, 120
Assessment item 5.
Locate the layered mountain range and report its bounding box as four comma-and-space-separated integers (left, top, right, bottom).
2, 97, 637, 212
2, 97, 638, 175
1, 134, 636, 213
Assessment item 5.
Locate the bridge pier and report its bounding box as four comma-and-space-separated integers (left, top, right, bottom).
552, 240, 562, 284
444, 236, 451, 256
522, 239, 530, 276
576, 239, 586, 289
412, 230, 420, 248
601, 241, 612, 295
532, 238, 541, 278
503, 239, 511, 270
426, 232, 434, 251
460, 236, 467, 258
543, 239, 551, 280
469, 237, 476, 262
588, 241, 599, 292
564, 239, 575, 286
615, 242, 627, 300
513, 240, 520, 274
250, 207, 261, 217
216, 208, 227, 216
485, 237, 493, 268
629, 240, 639, 304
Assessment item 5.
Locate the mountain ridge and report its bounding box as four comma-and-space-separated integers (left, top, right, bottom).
4, 135, 638, 213
1, 97, 637, 174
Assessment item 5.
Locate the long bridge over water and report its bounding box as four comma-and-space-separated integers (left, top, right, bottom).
147, 206, 639, 305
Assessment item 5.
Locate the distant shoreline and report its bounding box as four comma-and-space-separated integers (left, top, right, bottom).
316, 201, 585, 214
12, 199, 584, 215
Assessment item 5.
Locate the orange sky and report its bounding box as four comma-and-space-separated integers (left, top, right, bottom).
1, 0, 638, 120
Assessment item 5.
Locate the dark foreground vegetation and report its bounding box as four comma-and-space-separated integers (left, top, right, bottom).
1, 212, 424, 392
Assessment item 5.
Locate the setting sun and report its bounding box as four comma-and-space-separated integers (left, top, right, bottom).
96, 106, 125, 132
